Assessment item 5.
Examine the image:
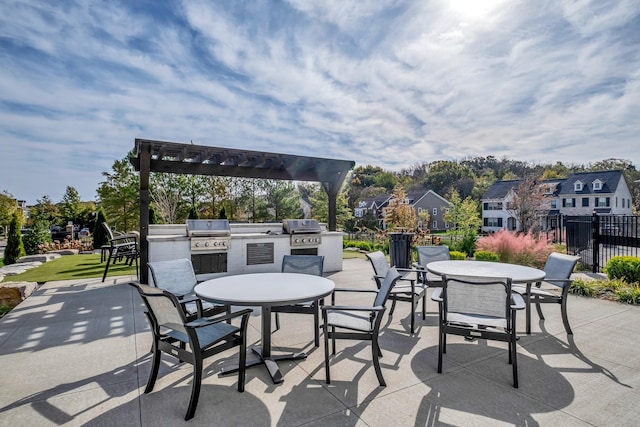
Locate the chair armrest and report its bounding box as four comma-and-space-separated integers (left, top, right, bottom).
431, 287, 443, 302
333, 288, 379, 294
321, 305, 385, 312
411, 262, 425, 270
186, 308, 252, 328
511, 293, 525, 310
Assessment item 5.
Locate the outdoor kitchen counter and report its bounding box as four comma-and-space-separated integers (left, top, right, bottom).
147, 223, 344, 280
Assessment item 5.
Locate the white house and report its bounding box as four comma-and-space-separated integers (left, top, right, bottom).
481, 170, 633, 233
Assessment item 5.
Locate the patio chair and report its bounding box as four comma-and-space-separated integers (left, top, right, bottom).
432, 274, 525, 388
413, 245, 451, 286
130, 283, 252, 421
512, 252, 580, 334
366, 251, 426, 333
272, 255, 325, 347
101, 227, 139, 282
148, 258, 229, 320
322, 267, 402, 386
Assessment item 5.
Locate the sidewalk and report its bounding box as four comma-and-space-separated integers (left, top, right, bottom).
1, 258, 639, 426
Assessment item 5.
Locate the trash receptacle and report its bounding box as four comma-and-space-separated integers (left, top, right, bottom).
389, 232, 414, 269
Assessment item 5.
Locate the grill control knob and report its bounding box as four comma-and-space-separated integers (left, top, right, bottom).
195, 242, 200, 248
204, 241, 210, 247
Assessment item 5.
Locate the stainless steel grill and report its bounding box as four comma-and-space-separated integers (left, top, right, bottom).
283, 219, 322, 248
186, 219, 231, 252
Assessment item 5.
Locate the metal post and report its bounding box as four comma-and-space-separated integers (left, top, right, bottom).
591, 211, 599, 273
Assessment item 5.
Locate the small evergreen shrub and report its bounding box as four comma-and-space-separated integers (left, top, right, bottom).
570, 278, 599, 297
449, 251, 466, 260
604, 256, 640, 284
93, 208, 109, 249
4, 212, 25, 264
474, 250, 499, 262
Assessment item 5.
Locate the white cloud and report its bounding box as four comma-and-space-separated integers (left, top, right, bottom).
0, 0, 638, 204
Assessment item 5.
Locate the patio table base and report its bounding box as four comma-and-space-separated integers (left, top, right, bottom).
218, 346, 307, 384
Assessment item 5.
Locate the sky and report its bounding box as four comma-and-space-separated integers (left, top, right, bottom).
1, 0, 639, 205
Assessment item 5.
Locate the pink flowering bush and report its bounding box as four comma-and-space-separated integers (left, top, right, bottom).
475, 230, 554, 269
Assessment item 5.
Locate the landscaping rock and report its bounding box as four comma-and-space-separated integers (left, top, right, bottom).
0, 261, 43, 276
17, 253, 61, 263
0, 282, 38, 306
50, 249, 78, 256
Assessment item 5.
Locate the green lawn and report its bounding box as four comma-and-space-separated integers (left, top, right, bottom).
1, 254, 138, 283
2, 250, 364, 284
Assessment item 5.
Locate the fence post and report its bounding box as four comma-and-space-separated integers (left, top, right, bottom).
591, 212, 599, 273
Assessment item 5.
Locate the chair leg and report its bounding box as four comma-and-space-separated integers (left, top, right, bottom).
145, 341, 161, 393
437, 327, 444, 373
185, 357, 203, 421
561, 298, 573, 335
535, 295, 545, 320
422, 293, 426, 320
371, 336, 386, 387
324, 325, 331, 384
511, 332, 519, 388
313, 305, 320, 347
331, 326, 336, 355
388, 299, 397, 316
102, 252, 113, 282
274, 312, 280, 331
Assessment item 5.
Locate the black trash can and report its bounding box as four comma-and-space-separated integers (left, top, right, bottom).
389, 232, 414, 269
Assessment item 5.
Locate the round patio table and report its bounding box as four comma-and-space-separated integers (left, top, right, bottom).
195, 272, 335, 383
426, 260, 546, 334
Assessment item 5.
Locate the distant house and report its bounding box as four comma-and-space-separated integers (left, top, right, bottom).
355, 190, 450, 231
481, 170, 633, 233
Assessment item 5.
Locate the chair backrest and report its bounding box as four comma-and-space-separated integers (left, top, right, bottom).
148, 258, 198, 295
281, 255, 324, 276
543, 252, 580, 288
416, 245, 450, 266
132, 283, 188, 336
373, 267, 402, 307
366, 251, 390, 276
442, 274, 512, 321
102, 222, 115, 240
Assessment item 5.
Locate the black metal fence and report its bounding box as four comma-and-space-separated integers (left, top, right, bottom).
559, 214, 640, 273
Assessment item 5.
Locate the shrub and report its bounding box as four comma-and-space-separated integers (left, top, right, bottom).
449, 251, 466, 260
93, 208, 109, 249
4, 212, 25, 265
617, 284, 640, 304
475, 230, 554, 268
22, 219, 52, 255
474, 250, 499, 262
604, 256, 640, 284
570, 278, 599, 297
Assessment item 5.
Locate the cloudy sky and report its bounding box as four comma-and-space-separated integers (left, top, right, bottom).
1, 0, 639, 205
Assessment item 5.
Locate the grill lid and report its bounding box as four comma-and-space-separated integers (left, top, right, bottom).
283, 219, 321, 234
186, 219, 231, 236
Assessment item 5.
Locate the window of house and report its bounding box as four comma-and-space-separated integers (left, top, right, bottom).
582, 197, 589, 207
593, 180, 602, 191
432, 221, 438, 229
417, 207, 422, 213
432, 208, 437, 216
445, 222, 449, 229
483, 202, 502, 210
563, 198, 575, 208
574, 181, 583, 191
551, 200, 558, 209
483, 217, 502, 227
595, 197, 610, 207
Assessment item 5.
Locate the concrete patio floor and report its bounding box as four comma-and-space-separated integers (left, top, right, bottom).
1, 257, 639, 426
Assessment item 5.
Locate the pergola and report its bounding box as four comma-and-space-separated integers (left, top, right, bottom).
129, 138, 355, 283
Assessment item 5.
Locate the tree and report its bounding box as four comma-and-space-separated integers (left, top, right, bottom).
444, 189, 482, 255
505, 179, 550, 233
0, 191, 17, 236
309, 184, 352, 228
383, 185, 417, 231
59, 186, 83, 225
150, 173, 185, 224
4, 211, 25, 264
423, 161, 474, 196
30, 195, 59, 226
187, 205, 199, 219
97, 158, 139, 232
92, 207, 109, 248
264, 181, 303, 221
